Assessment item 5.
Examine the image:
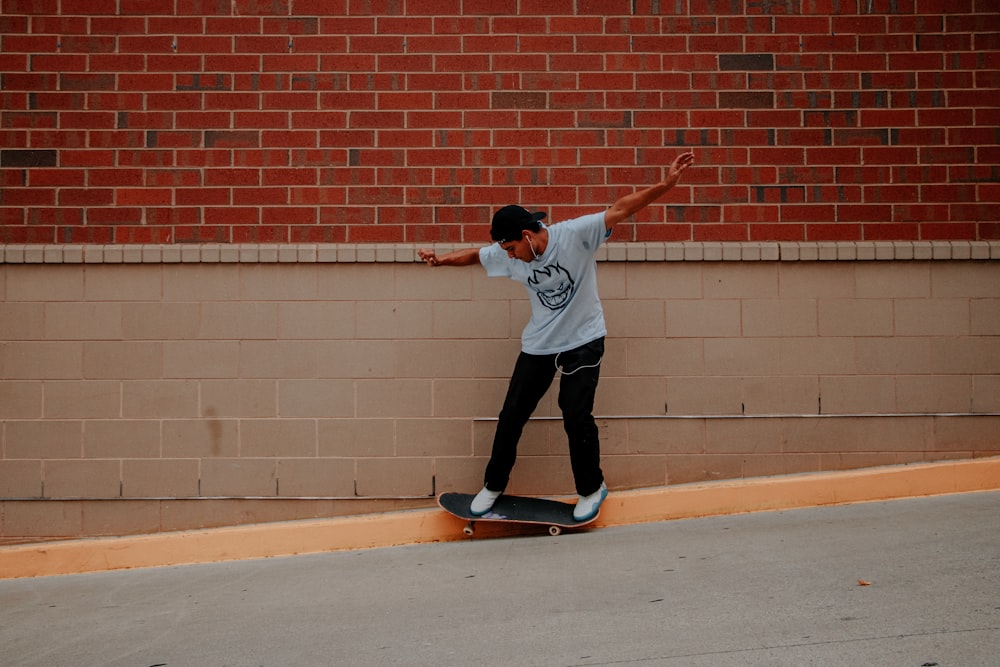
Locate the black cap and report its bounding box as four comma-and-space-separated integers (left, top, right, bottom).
490, 205, 547, 243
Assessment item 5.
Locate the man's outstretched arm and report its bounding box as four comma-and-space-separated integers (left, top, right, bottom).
604, 151, 695, 231
417, 246, 481, 267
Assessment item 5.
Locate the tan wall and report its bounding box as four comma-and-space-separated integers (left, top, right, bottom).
2, 241, 999, 540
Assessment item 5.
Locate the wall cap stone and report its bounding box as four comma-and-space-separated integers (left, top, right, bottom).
2, 241, 998, 264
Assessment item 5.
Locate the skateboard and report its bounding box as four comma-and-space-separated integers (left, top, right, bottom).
437, 492, 598, 537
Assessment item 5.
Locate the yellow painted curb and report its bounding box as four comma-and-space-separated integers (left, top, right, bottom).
2, 456, 998, 580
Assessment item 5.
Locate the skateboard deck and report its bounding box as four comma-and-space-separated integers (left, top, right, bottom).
437, 492, 598, 536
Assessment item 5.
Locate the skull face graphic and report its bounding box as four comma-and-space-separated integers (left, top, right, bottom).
528, 262, 575, 311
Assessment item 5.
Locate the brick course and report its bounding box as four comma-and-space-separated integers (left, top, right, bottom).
1, 3, 997, 244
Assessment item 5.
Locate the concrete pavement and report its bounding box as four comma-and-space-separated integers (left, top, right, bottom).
1, 490, 998, 666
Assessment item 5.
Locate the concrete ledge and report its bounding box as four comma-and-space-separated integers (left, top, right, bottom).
3, 241, 998, 264
1, 456, 998, 579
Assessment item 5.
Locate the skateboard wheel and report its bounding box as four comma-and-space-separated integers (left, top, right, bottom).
548, 525, 562, 536
463, 522, 475, 536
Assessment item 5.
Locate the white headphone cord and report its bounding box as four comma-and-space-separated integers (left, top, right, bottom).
554, 352, 603, 375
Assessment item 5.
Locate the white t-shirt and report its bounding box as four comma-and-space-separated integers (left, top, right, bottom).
479, 211, 608, 355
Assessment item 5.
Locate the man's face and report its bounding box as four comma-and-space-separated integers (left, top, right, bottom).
499, 233, 534, 263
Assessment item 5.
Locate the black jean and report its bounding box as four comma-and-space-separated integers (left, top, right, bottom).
483, 337, 605, 497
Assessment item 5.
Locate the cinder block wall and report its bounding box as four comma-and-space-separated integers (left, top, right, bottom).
1, 244, 998, 540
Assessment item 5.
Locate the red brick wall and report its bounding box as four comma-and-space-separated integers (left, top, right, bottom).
1, 0, 997, 245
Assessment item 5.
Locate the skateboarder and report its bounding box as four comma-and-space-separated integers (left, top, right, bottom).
418, 151, 695, 521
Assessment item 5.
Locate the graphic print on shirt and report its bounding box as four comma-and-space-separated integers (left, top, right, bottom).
527, 262, 576, 311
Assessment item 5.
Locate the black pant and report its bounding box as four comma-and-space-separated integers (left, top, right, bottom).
483, 337, 605, 497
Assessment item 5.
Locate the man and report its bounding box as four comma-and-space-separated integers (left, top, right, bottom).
418, 151, 695, 521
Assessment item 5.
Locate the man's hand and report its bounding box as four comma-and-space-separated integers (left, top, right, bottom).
604, 151, 696, 230
417, 248, 441, 266
662, 151, 695, 188
417, 247, 481, 267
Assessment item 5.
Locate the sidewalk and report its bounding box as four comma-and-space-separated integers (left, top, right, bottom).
1, 490, 998, 666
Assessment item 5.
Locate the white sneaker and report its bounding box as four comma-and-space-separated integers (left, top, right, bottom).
470, 487, 502, 516
573, 482, 608, 521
